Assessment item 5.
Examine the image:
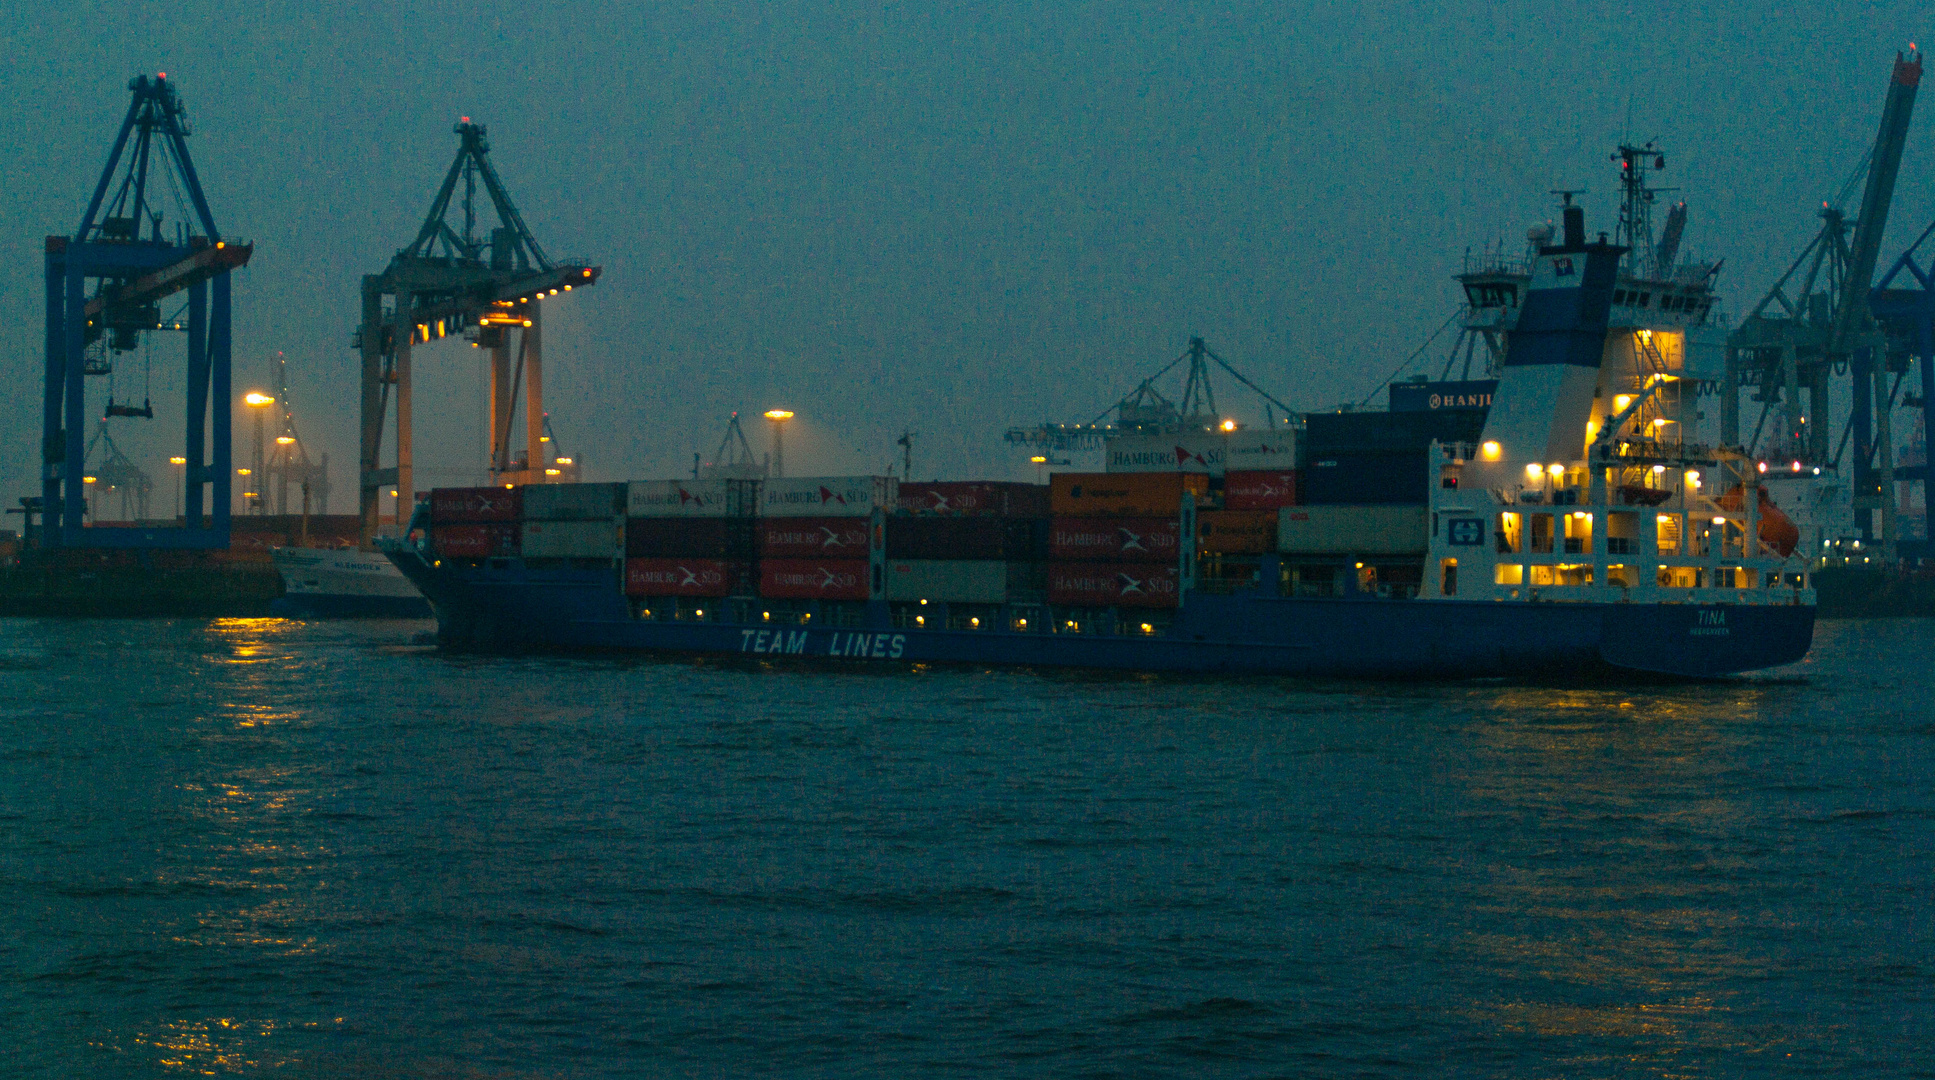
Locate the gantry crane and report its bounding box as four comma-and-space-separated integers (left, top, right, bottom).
1726, 50, 1921, 549
355, 120, 600, 545
1003, 337, 1296, 453
41, 74, 252, 548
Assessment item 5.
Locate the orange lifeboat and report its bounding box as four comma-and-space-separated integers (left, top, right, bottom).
1718, 484, 1800, 557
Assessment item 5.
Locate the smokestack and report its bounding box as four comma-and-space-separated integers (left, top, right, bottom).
1562, 205, 1585, 248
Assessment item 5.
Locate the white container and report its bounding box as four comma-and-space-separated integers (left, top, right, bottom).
1105, 433, 1225, 474
627, 479, 755, 517
882, 560, 1008, 603
521, 518, 622, 558
523, 482, 624, 521
1104, 430, 1296, 475
760, 476, 896, 518
1226, 428, 1297, 469
1277, 505, 1428, 555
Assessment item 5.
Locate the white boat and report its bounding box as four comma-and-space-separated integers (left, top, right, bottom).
271, 546, 432, 618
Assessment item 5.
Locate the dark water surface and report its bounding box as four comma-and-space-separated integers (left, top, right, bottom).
1, 617, 1930, 1078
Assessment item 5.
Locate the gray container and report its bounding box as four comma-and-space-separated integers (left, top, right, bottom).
523, 482, 625, 521
1277, 506, 1427, 555
522, 518, 623, 558
882, 560, 1008, 603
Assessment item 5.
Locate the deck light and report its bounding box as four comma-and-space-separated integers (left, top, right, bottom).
83, 476, 97, 484
555, 457, 572, 465
1525, 463, 1543, 479
1791, 461, 1801, 472
1684, 469, 1701, 488
544, 468, 562, 476
1757, 462, 1768, 473
236, 468, 251, 476
1030, 455, 1047, 463
1547, 463, 1564, 477
169, 456, 186, 465
1480, 440, 1501, 460
1220, 419, 1237, 432
244, 392, 274, 407
276, 435, 296, 445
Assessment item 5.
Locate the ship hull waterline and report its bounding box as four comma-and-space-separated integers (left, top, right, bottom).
386, 551, 1814, 680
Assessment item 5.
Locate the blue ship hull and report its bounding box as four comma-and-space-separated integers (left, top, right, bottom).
386, 550, 1814, 679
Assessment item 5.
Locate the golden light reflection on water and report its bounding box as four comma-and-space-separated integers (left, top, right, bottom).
1440, 682, 1795, 1066
109, 1016, 344, 1074
207, 617, 298, 666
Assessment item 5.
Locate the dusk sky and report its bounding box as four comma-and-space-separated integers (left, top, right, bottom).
2, 1, 1929, 510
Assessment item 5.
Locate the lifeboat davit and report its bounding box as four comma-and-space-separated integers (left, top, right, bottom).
1719, 484, 1800, 557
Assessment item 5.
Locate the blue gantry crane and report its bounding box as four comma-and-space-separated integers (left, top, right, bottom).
41, 73, 252, 548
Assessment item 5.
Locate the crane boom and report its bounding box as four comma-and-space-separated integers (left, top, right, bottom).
1835, 51, 1922, 349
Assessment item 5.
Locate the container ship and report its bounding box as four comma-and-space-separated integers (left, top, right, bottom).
383, 205, 1816, 679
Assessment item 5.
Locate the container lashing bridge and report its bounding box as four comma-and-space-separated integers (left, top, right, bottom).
355, 120, 600, 546
40, 74, 253, 548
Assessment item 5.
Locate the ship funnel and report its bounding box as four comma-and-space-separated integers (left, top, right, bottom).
1563, 205, 1585, 247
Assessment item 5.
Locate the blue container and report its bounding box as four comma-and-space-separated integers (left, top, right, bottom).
1304, 410, 1487, 456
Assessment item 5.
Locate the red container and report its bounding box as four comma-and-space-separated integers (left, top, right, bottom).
433, 523, 520, 558
885, 516, 1013, 560
431, 486, 523, 523
625, 558, 743, 597
1224, 470, 1300, 511
1047, 563, 1180, 608
759, 517, 872, 559
626, 517, 754, 559
1048, 517, 1182, 562
897, 481, 1049, 517
759, 558, 871, 600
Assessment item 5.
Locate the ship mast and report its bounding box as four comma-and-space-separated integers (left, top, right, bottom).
1612, 142, 1674, 280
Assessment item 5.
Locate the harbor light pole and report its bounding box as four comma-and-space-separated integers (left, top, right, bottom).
764, 409, 794, 478
244, 392, 274, 515
169, 457, 186, 522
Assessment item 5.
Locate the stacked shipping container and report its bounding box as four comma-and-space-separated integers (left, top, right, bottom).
756, 477, 893, 601
1046, 473, 1200, 610
883, 482, 1050, 613
428, 486, 522, 559
624, 479, 757, 599
522, 483, 625, 560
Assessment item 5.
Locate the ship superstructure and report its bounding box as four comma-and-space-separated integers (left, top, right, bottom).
1418, 209, 1811, 629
